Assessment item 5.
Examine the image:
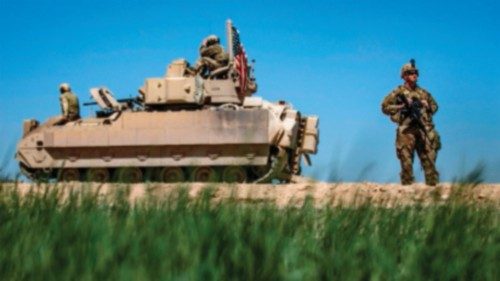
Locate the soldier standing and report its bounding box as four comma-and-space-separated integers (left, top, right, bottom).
59, 83, 80, 122
194, 35, 229, 78
381, 59, 441, 185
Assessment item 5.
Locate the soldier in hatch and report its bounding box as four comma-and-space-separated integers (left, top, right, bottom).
381, 59, 441, 186
59, 83, 80, 122
194, 35, 229, 78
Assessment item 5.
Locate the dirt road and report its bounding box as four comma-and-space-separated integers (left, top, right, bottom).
2, 181, 499, 207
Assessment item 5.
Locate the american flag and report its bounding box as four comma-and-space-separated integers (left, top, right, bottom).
231, 26, 248, 95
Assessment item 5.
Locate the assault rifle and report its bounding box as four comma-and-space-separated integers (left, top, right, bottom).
396, 93, 428, 136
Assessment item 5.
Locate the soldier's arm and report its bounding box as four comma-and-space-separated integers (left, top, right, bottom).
201, 45, 217, 57
61, 96, 69, 117
381, 89, 402, 115
203, 45, 226, 59
59, 96, 64, 114
426, 91, 438, 115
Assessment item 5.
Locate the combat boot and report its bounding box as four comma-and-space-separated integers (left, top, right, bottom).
400, 172, 415, 185
425, 172, 439, 186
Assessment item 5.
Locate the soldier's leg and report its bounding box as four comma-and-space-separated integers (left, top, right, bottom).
396, 129, 416, 185
416, 134, 439, 186
52, 115, 67, 126
429, 129, 441, 162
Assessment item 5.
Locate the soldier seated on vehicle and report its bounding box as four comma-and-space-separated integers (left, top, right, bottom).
194, 35, 230, 79
56, 83, 80, 125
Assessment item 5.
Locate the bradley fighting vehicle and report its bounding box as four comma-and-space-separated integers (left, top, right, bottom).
16, 20, 319, 183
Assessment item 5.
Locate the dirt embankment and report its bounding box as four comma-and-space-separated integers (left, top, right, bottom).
2, 181, 499, 207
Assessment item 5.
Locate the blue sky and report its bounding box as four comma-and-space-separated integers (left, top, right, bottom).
1, 0, 499, 182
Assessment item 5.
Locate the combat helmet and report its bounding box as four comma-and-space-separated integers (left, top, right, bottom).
203, 35, 220, 46
400, 59, 419, 78
59, 83, 71, 93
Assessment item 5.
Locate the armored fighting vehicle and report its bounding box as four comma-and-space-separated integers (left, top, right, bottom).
16, 20, 319, 183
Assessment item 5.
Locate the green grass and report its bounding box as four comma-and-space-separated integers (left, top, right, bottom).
0, 186, 498, 281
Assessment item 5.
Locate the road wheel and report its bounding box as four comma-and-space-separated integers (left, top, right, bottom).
249, 165, 269, 181
86, 168, 110, 183
159, 167, 185, 183
190, 167, 219, 182
222, 166, 247, 183
32, 169, 51, 182
60, 169, 80, 182
115, 167, 143, 183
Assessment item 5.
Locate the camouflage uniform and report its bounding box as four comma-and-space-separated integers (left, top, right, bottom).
200, 44, 229, 66
59, 83, 80, 121
382, 82, 441, 186
195, 35, 229, 77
